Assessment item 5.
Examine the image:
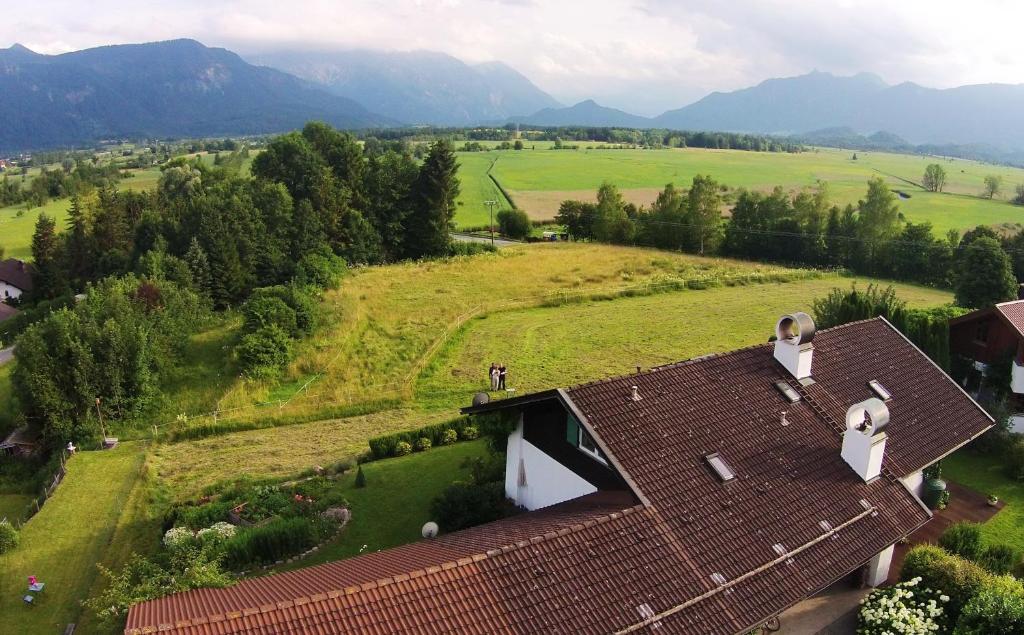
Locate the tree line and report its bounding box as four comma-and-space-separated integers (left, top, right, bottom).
557, 175, 1021, 309
11, 122, 467, 447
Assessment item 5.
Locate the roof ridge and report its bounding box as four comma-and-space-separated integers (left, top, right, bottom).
126, 504, 648, 635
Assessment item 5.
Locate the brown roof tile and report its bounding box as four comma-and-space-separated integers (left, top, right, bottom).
0, 258, 33, 292
128, 318, 989, 635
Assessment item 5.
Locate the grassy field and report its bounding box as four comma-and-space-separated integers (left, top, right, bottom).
450, 145, 1024, 233
0, 493, 31, 524
272, 440, 487, 573
455, 153, 514, 227
0, 197, 73, 260
415, 277, 952, 410
0, 445, 144, 635
943, 450, 1024, 552
152, 409, 453, 500
205, 243, 822, 422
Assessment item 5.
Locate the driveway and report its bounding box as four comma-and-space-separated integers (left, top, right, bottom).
0, 346, 13, 366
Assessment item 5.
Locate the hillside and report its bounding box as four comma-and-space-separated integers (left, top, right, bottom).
511, 99, 650, 128
0, 40, 392, 151
655, 71, 1024, 149
252, 49, 561, 125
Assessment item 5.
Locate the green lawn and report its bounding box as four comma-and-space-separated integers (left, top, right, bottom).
0, 445, 144, 635
0, 493, 31, 524
468, 145, 1024, 233
152, 409, 454, 500
454, 153, 514, 228
0, 197, 73, 260
272, 440, 487, 573
415, 275, 952, 410
943, 450, 1024, 552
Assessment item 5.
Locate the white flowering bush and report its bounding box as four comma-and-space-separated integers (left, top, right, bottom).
163, 526, 195, 549
197, 521, 237, 545
857, 577, 949, 634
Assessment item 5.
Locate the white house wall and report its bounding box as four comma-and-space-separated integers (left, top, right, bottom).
0, 282, 22, 300
504, 421, 597, 511
900, 470, 924, 499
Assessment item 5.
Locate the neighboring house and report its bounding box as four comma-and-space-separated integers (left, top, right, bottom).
949, 298, 1024, 430
126, 314, 992, 635
0, 258, 34, 301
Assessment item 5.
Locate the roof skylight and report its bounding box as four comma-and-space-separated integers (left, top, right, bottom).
868, 380, 892, 401
773, 380, 801, 403
705, 453, 736, 482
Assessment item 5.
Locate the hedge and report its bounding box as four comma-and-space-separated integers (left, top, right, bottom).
901, 544, 990, 623
368, 417, 473, 459
222, 517, 318, 570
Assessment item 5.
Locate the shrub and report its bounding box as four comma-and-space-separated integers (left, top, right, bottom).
940, 522, 984, 561
242, 295, 298, 336
979, 543, 1020, 575
222, 517, 318, 570
857, 577, 948, 634
496, 209, 531, 240
441, 429, 458, 445
1006, 438, 1024, 480
0, 519, 19, 553
354, 465, 366, 489
236, 324, 292, 379
367, 418, 469, 459
196, 521, 237, 548
414, 437, 432, 452
394, 441, 413, 456
955, 574, 1024, 634
460, 425, 479, 440
294, 250, 347, 289
163, 526, 195, 550
430, 481, 512, 532
902, 544, 988, 622
175, 501, 232, 530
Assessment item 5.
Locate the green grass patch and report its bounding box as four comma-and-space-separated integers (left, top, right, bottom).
415, 275, 952, 410
943, 450, 1024, 552
270, 439, 487, 573
0, 445, 145, 635
0, 493, 31, 524
474, 145, 1024, 233
152, 409, 455, 500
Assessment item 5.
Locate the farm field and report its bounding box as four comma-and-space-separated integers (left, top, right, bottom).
415, 276, 953, 410
0, 446, 144, 635
452, 145, 1024, 233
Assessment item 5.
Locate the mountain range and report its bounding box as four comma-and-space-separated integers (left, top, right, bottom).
249, 49, 561, 126
0, 39, 390, 151
3, 38, 1024, 156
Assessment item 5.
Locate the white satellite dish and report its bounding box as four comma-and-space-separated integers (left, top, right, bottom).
422, 521, 439, 538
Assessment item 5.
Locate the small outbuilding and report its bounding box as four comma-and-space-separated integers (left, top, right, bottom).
0, 426, 40, 457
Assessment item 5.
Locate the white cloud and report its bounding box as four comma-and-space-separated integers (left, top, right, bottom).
4, 0, 1024, 115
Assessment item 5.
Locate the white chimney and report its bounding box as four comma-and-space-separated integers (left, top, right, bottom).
773, 313, 815, 380
841, 398, 889, 482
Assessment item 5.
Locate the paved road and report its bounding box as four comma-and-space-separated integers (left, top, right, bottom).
0, 346, 12, 366
451, 232, 520, 248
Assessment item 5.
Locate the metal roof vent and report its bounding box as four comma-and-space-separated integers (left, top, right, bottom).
773, 312, 815, 380
631, 385, 641, 402
773, 543, 795, 565
636, 603, 662, 629
819, 520, 833, 532
868, 380, 892, 401
710, 572, 727, 586
705, 453, 736, 482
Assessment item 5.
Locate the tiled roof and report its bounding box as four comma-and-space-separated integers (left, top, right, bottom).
996, 300, 1024, 337
0, 302, 18, 322
128, 318, 990, 635
0, 258, 33, 291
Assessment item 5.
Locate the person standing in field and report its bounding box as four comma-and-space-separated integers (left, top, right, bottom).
489, 362, 498, 391
498, 363, 507, 390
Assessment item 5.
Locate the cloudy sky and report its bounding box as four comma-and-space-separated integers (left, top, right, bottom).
5, 0, 1024, 115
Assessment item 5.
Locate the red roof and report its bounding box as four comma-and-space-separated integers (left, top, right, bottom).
127, 318, 991, 635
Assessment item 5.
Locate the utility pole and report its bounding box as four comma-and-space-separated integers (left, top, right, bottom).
484, 200, 498, 247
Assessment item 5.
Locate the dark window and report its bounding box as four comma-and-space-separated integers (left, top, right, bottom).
975, 322, 990, 344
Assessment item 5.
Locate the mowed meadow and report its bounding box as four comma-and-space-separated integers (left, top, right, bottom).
179, 242, 952, 436
453, 145, 1024, 234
